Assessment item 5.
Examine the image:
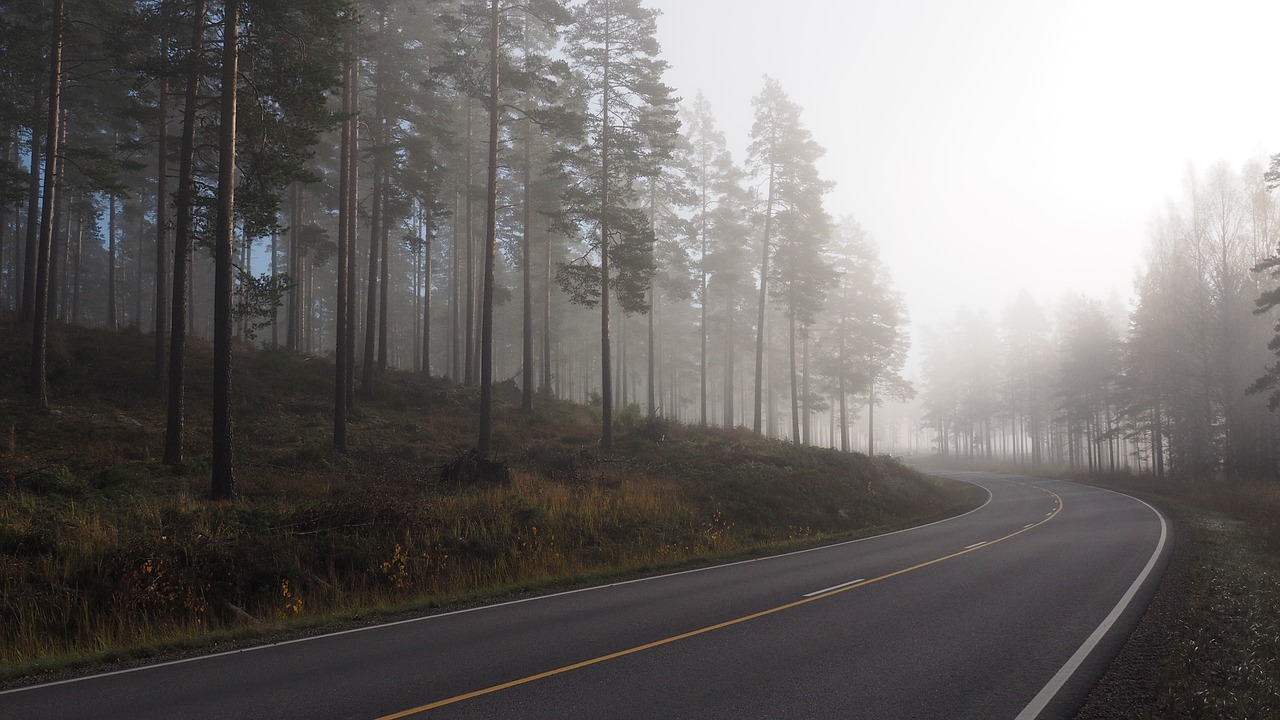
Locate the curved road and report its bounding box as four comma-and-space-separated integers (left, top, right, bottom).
1, 473, 1168, 719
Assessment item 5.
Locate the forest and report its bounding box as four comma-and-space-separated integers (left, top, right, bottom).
0, 0, 913, 497
7, 0, 1280, 490
915, 160, 1280, 481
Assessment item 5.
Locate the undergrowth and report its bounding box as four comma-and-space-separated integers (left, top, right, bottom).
0, 318, 978, 679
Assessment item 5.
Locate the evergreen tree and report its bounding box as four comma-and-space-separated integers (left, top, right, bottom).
558, 0, 677, 450
746, 76, 831, 440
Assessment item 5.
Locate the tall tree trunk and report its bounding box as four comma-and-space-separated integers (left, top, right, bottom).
28, 0, 64, 408
648, 289, 656, 418
789, 313, 799, 443
867, 376, 876, 455
753, 159, 775, 434
801, 328, 810, 445
164, 0, 206, 465
70, 214, 81, 324
838, 339, 848, 453
362, 32, 386, 394
450, 188, 460, 380
154, 43, 169, 378
723, 302, 734, 426
270, 227, 278, 346
45, 111, 66, 327
335, 51, 355, 452
477, 0, 500, 458
521, 116, 534, 412
20, 93, 41, 322
464, 106, 475, 386
360, 113, 382, 397
108, 192, 118, 329
377, 182, 390, 372
345, 84, 358, 415
287, 183, 300, 351
542, 226, 553, 396
133, 213, 143, 327
421, 205, 432, 375
599, 5, 614, 450
698, 173, 707, 426
211, 0, 239, 501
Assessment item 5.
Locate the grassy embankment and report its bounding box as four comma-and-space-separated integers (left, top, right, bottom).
1084, 474, 1280, 718
0, 319, 980, 681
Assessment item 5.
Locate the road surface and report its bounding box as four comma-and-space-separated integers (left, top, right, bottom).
1, 472, 1168, 719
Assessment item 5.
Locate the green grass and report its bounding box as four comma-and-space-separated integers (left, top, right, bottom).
0, 318, 979, 681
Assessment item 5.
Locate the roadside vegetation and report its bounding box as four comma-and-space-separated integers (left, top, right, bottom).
1084, 475, 1280, 718
0, 320, 978, 680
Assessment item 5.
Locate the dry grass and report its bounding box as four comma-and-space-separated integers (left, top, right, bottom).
0, 319, 977, 678
1079, 474, 1280, 717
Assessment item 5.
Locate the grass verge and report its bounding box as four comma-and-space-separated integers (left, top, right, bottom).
1069, 476, 1280, 718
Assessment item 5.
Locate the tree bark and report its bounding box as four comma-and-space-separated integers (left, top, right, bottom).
154, 32, 170, 379
464, 106, 475, 386
334, 51, 355, 452
753, 158, 775, 434
789, 313, 799, 443
19, 91, 41, 323
164, 0, 206, 466
867, 376, 876, 455
46, 110, 66, 326
521, 116, 534, 412
478, 0, 500, 458
421, 205, 432, 375
361, 30, 386, 395
28, 0, 64, 409
211, 0, 240, 501
450, 188, 460, 380
599, 4, 614, 451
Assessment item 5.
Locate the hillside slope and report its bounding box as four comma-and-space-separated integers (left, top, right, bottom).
0, 319, 979, 677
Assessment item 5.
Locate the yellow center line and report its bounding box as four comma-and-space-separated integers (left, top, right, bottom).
373, 485, 1065, 719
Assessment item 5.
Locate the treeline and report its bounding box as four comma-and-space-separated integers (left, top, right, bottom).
0, 0, 911, 496
919, 160, 1280, 480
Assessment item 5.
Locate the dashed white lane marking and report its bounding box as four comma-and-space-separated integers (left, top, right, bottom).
964, 541, 988, 550
1023, 523, 1035, 529
803, 579, 866, 598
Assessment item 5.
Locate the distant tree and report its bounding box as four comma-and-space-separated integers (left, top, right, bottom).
746, 76, 832, 441
558, 0, 677, 451
821, 219, 912, 454
683, 91, 733, 426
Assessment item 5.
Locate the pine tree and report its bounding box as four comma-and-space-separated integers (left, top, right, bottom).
747, 77, 831, 439
559, 0, 677, 450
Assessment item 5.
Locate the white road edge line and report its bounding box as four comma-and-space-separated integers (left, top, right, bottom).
964, 541, 987, 550
1, 478, 996, 696
1014, 486, 1169, 720
803, 578, 866, 598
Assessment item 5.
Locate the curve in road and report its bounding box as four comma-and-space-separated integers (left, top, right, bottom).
1, 473, 1169, 720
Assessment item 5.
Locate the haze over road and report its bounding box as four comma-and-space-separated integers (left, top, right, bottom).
2, 473, 1168, 720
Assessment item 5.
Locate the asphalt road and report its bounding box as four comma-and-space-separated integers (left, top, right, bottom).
1, 472, 1169, 720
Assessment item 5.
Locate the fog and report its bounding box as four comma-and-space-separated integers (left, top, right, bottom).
653, 0, 1280, 336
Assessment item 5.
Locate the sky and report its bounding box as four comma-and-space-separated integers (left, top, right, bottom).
649, 0, 1280, 339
